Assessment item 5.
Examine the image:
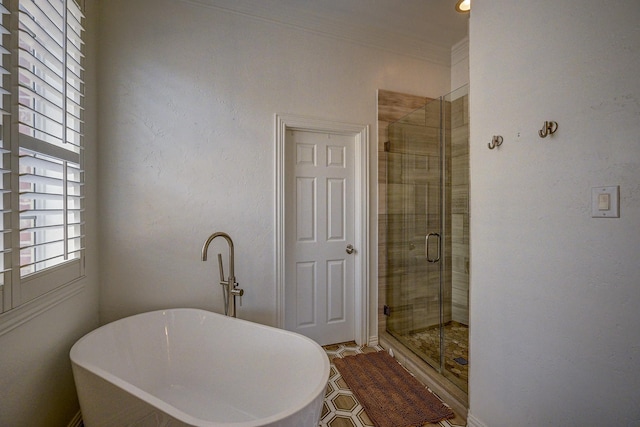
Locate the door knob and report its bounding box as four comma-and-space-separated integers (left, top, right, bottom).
346, 244, 355, 254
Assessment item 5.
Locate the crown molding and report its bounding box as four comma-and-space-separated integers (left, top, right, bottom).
180, 0, 453, 65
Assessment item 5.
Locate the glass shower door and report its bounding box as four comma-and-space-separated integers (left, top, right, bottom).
385, 96, 443, 370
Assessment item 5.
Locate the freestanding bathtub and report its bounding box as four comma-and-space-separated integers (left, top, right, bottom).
70, 309, 330, 427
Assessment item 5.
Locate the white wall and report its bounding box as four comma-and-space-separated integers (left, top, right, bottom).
469, 1, 640, 426
0, 1, 100, 425
451, 37, 469, 92
97, 0, 452, 341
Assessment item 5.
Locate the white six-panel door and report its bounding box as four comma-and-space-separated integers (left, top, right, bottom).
284, 129, 355, 346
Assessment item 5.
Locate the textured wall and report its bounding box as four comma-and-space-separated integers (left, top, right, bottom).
97, 0, 452, 339
469, 1, 640, 425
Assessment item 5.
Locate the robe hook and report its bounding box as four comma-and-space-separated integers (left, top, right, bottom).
488, 135, 503, 150
539, 121, 558, 138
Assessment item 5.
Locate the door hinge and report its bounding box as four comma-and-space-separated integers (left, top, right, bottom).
383, 305, 391, 316
384, 141, 391, 152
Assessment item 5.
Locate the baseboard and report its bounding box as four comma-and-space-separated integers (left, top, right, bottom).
67, 411, 82, 427
467, 412, 488, 427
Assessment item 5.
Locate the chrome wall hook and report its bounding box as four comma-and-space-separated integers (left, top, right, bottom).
488, 135, 503, 150
539, 121, 558, 138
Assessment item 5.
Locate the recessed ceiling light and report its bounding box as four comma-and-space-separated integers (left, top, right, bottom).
456, 0, 470, 13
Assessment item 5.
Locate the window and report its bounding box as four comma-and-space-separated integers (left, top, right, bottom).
0, 0, 85, 314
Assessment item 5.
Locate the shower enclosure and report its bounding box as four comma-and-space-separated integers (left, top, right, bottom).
384, 85, 469, 392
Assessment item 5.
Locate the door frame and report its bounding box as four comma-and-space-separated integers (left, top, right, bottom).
275, 113, 369, 345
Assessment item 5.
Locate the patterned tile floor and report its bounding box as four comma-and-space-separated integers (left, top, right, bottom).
321, 342, 467, 427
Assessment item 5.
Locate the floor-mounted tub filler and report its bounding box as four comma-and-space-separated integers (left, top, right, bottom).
70, 309, 329, 427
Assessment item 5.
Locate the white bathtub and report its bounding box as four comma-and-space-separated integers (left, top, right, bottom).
70, 309, 329, 427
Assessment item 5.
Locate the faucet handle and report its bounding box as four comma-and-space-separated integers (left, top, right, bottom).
230, 287, 244, 297
217, 253, 225, 282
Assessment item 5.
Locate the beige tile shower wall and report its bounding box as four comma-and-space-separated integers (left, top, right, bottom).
450, 95, 469, 325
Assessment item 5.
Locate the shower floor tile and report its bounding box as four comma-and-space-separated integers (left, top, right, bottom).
403, 322, 469, 387
321, 341, 466, 427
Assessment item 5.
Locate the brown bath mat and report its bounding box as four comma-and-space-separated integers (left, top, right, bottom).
333, 351, 454, 427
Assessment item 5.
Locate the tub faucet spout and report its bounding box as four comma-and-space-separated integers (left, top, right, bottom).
202, 232, 243, 317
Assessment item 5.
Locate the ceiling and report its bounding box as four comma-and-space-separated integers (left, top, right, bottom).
182, 0, 469, 64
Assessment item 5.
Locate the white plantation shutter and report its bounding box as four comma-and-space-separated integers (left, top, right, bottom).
0, 0, 85, 311
17, 0, 85, 300
18, 150, 83, 277
0, 1, 10, 311
18, 0, 84, 154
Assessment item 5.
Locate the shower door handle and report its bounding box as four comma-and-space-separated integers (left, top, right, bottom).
425, 233, 441, 263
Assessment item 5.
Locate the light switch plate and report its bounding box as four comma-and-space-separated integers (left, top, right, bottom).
592, 186, 619, 218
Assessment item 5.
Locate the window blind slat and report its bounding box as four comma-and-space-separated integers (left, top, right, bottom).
66, 40, 83, 59
66, 113, 82, 127
66, 55, 84, 73
20, 136, 81, 164
18, 96, 64, 127
20, 192, 83, 201
19, 173, 64, 188
19, 192, 63, 202
18, 17, 63, 61
18, 82, 64, 116
18, 113, 63, 141
67, 102, 84, 117
66, 85, 83, 103
20, 209, 82, 226
69, 1, 84, 19
18, 30, 64, 75
19, 1, 63, 36
18, 49, 64, 88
